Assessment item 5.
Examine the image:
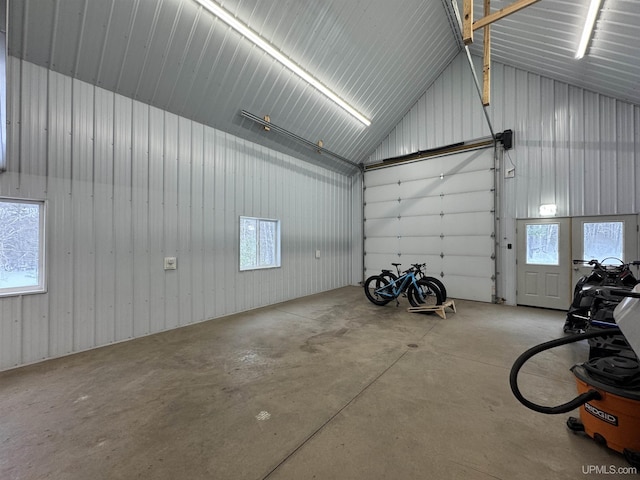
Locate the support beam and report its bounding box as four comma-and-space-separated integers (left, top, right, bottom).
482, 0, 491, 106
473, 0, 541, 31
463, 0, 474, 45
462, 0, 540, 104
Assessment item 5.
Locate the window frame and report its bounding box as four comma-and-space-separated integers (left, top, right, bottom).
0, 197, 47, 297
239, 216, 281, 272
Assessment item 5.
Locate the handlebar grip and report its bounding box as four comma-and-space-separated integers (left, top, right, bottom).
609, 289, 640, 298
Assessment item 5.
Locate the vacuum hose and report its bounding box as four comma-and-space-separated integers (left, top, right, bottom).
509, 328, 623, 414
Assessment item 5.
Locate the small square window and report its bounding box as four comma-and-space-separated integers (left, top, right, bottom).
0, 198, 46, 296
239, 216, 281, 271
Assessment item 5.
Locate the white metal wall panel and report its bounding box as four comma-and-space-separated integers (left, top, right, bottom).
364, 147, 495, 302
0, 58, 357, 371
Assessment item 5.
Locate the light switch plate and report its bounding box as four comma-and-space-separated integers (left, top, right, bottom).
164, 257, 177, 270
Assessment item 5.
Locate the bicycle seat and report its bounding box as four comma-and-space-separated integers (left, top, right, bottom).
392, 263, 401, 267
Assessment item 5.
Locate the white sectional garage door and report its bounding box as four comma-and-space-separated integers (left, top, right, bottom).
364, 147, 495, 302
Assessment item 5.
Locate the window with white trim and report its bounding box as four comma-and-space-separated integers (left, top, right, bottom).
0, 199, 46, 296
239, 216, 281, 271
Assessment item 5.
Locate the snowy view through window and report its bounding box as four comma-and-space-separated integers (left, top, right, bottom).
526, 223, 559, 265
240, 216, 280, 270
0, 201, 42, 291
583, 222, 623, 263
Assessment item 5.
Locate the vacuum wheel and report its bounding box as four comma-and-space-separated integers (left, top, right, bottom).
566, 416, 585, 433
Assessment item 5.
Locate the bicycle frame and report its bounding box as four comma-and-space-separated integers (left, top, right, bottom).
376, 270, 422, 300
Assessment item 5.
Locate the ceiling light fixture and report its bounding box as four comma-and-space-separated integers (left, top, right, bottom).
575, 0, 603, 59
194, 0, 371, 127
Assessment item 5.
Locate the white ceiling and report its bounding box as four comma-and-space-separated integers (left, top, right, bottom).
8, 0, 640, 172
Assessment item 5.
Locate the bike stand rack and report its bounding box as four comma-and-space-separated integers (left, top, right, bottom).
407, 300, 456, 319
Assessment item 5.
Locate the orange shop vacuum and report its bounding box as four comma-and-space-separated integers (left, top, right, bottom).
509, 287, 640, 468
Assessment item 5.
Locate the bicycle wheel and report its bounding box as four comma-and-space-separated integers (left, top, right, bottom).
407, 278, 443, 308
423, 276, 447, 301
379, 270, 398, 285
364, 275, 394, 306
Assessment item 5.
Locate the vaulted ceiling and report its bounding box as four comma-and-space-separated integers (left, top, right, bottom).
8, 0, 640, 173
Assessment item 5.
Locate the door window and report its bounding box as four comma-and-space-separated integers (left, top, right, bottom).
526, 223, 559, 265
583, 222, 623, 263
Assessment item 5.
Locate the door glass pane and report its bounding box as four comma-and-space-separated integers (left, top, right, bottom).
526, 224, 559, 265
583, 222, 623, 263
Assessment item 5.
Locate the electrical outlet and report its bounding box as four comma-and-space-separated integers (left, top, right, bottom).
315, 250, 321, 259
164, 257, 177, 270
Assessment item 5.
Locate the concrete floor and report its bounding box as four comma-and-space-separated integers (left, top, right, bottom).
0, 286, 634, 480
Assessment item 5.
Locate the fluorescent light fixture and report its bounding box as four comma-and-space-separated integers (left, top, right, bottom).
194, 0, 371, 127
539, 204, 557, 216
575, 0, 602, 59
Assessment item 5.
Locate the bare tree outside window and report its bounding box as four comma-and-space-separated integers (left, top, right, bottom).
583, 222, 624, 263
526, 223, 559, 265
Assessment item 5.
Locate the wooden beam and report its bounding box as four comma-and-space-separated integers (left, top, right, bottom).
473, 0, 541, 31
482, 0, 491, 106
463, 0, 474, 45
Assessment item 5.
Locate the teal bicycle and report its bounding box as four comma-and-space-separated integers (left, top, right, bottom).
364, 266, 443, 307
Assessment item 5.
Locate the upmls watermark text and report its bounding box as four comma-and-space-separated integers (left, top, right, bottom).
582, 464, 638, 475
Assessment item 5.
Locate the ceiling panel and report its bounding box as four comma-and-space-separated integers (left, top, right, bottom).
461, 0, 640, 106
7, 0, 640, 173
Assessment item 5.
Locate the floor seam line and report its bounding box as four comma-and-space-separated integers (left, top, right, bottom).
260, 347, 412, 480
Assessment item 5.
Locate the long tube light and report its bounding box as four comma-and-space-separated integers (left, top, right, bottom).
194, 0, 371, 127
575, 0, 602, 59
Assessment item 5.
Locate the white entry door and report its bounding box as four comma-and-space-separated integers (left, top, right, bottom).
516, 218, 572, 309
516, 215, 639, 310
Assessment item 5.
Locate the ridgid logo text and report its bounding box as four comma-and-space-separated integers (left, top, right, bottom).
584, 402, 618, 426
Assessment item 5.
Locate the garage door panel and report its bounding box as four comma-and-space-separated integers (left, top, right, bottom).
443, 236, 493, 256
364, 218, 398, 236
399, 172, 492, 198
444, 275, 492, 302
365, 237, 399, 254
437, 171, 493, 195
443, 256, 492, 276
400, 178, 442, 198
399, 236, 441, 254
400, 254, 443, 272
442, 212, 493, 236
398, 217, 440, 236
365, 168, 399, 188
365, 201, 401, 220
400, 197, 441, 216
364, 254, 401, 278
365, 183, 400, 202
441, 191, 493, 213
400, 215, 442, 233
395, 150, 492, 182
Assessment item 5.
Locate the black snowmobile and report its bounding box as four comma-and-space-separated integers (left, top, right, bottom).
563, 258, 640, 335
